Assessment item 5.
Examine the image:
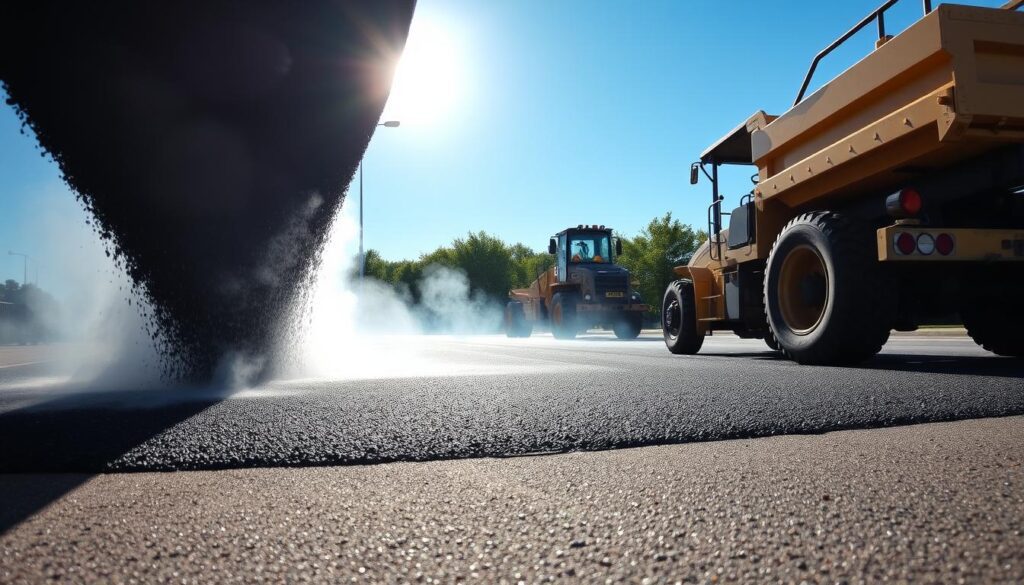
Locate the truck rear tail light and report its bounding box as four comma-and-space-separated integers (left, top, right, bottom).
916, 233, 935, 255
895, 232, 916, 255
886, 188, 923, 217
935, 233, 955, 256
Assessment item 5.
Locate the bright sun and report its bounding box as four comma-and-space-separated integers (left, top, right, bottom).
382, 16, 462, 125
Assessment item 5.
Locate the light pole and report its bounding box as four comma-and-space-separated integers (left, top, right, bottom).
359, 120, 400, 285
7, 251, 29, 286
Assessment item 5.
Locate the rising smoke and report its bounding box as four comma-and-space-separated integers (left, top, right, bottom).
277, 202, 504, 381
9, 184, 503, 395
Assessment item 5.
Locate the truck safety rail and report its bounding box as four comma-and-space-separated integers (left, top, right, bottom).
794, 0, 934, 106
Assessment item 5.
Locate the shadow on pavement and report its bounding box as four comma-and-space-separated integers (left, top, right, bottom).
0, 389, 222, 534
0, 475, 90, 534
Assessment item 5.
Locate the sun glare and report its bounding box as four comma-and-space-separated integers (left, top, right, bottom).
382, 16, 463, 125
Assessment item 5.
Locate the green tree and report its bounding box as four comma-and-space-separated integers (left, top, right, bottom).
617, 213, 705, 319
509, 243, 553, 289
446, 231, 515, 302
361, 249, 388, 281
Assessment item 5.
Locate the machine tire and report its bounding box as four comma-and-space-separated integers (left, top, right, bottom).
504, 301, 532, 338
961, 303, 1024, 358
662, 279, 704, 354
613, 312, 643, 339
550, 292, 578, 340
764, 333, 781, 351
764, 211, 893, 365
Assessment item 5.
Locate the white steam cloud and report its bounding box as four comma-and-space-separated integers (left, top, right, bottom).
278, 199, 503, 380
6, 182, 503, 395
32, 181, 164, 390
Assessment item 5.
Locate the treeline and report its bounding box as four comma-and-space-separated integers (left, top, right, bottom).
362, 232, 554, 305
0, 280, 60, 344
362, 213, 705, 319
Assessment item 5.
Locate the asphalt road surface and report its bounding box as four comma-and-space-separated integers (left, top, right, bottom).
0, 332, 1020, 473
2, 417, 1022, 583
1, 333, 1022, 582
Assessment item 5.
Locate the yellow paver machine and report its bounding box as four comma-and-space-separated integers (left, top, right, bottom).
664, 0, 1024, 363
507, 225, 649, 340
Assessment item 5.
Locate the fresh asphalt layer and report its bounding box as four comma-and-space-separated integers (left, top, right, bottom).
0, 333, 1022, 473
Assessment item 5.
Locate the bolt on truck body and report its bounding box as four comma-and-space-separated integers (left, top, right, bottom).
664, 1, 1024, 363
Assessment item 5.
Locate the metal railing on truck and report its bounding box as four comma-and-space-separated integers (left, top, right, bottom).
795, 0, 1024, 105
794, 0, 937, 106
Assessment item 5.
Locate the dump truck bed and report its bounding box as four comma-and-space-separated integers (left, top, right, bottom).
751, 3, 1024, 210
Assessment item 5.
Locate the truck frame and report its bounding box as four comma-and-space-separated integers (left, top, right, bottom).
506, 225, 649, 339
664, 0, 1024, 363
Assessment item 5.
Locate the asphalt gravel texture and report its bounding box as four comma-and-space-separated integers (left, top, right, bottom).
1, 334, 1022, 473
2, 416, 1022, 583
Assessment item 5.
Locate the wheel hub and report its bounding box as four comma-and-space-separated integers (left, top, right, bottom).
664, 299, 681, 337
777, 244, 828, 335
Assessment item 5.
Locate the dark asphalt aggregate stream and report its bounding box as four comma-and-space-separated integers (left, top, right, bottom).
1, 335, 1022, 473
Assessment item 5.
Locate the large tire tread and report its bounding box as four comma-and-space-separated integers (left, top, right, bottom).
550, 292, 578, 340
962, 305, 1024, 358
663, 279, 704, 355
613, 312, 643, 339
504, 301, 532, 338
764, 211, 892, 365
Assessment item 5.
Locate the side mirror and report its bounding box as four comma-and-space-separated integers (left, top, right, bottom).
615, 238, 623, 255
548, 238, 557, 255
689, 163, 700, 185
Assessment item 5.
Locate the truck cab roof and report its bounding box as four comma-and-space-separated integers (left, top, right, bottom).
700, 111, 777, 165
555, 225, 613, 237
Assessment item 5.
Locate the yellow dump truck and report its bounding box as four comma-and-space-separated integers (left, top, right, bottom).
664, 0, 1024, 363
507, 225, 649, 339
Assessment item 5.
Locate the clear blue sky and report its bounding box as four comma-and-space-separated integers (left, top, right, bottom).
0, 0, 1006, 296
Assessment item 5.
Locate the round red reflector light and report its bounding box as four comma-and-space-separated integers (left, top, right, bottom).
900, 189, 923, 215
895, 232, 916, 255
935, 233, 955, 256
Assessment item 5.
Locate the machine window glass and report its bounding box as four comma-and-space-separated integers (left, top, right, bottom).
557, 233, 567, 281
569, 233, 611, 264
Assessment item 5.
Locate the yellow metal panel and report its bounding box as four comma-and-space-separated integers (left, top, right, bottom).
750, 4, 1024, 212
755, 93, 949, 209
673, 265, 719, 333
877, 226, 1024, 261
752, 8, 944, 164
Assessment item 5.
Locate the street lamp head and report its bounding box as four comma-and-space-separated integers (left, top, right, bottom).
380, 120, 401, 128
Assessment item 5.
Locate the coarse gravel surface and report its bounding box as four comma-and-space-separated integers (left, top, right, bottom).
1, 416, 1022, 583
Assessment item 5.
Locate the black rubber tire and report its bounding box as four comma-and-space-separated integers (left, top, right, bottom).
550, 292, 578, 340
764, 334, 781, 351
504, 301, 532, 338
764, 211, 893, 365
961, 303, 1024, 358
613, 312, 643, 339
662, 279, 704, 354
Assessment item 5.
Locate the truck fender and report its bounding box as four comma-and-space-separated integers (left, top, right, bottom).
671, 265, 714, 327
